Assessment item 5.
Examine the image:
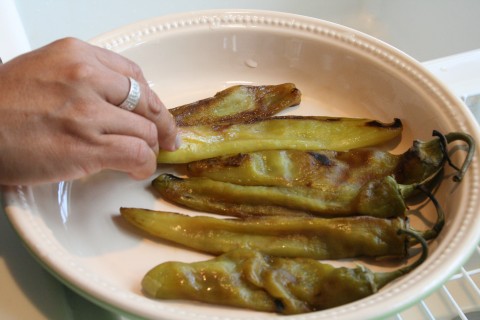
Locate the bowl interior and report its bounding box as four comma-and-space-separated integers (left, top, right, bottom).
5, 10, 480, 320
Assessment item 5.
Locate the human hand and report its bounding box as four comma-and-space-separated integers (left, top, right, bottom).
0, 37, 178, 185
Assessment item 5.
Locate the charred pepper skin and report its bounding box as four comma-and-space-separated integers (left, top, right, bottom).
156, 116, 403, 164
152, 173, 407, 218
185, 134, 447, 188
154, 131, 473, 219
120, 208, 408, 259
141, 234, 427, 315
122, 182, 444, 258
169, 83, 301, 126
185, 131, 474, 189
123, 80, 475, 315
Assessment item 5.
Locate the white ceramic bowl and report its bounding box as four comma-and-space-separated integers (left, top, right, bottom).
3, 10, 480, 320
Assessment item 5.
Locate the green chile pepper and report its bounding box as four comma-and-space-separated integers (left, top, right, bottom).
153, 131, 474, 219
140, 231, 427, 315
156, 116, 403, 164
152, 173, 407, 218
152, 174, 410, 218
120, 199, 442, 259
122, 209, 406, 259
169, 83, 301, 126
185, 131, 474, 189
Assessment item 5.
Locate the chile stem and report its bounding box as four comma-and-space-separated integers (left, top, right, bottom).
374, 229, 428, 289
436, 131, 476, 182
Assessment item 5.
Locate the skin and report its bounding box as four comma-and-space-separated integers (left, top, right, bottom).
0, 38, 179, 185
121, 208, 408, 259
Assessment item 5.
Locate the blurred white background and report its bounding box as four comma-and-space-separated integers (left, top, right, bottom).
13, 0, 480, 62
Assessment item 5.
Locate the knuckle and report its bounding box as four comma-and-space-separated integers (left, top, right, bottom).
49, 38, 97, 84
53, 37, 84, 50
64, 62, 95, 83
133, 119, 159, 149
129, 62, 143, 79
146, 121, 159, 145
145, 89, 163, 116
128, 142, 156, 179
129, 140, 153, 167
164, 117, 178, 139
79, 156, 101, 177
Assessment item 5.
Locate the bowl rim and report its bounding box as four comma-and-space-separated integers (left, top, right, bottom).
4, 8, 480, 320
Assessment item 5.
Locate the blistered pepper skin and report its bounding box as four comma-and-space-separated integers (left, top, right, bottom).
141, 247, 425, 315
152, 173, 406, 218
156, 117, 403, 164
161, 132, 474, 219
170, 83, 301, 126
121, 208, 408, 259
186, 135, 447, 188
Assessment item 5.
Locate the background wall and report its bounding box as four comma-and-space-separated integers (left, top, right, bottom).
14, 0, 480, 62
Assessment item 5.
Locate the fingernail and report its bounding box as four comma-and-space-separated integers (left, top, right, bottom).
174, 135, 183, 150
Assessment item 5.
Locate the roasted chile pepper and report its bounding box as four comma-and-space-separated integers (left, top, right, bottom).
169, 83, 301, 126
185, 132, 435, 186
122, 209, 407, 259
185, 131, 474, 189
140, 231, 427, 315
122, 82, 473, 315
152, 131, 473, 218
152, 173, 408, 218
187, 148, 406, 188
120, 195, 442, 259
156, 116, 403, 164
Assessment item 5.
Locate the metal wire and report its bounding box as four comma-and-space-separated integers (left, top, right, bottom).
420, 300, 436, 320
395, 245, 480, 319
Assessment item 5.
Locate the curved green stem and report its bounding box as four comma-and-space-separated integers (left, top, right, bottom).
374, 229, 428, 288
397, 229, 429, 274
435, 130, 476, 182
412, 185, 445, 242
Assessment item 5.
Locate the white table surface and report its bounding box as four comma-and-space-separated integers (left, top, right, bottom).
2, 1, 480, 319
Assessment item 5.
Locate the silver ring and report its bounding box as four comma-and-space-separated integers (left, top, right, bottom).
118, 77, 141, 111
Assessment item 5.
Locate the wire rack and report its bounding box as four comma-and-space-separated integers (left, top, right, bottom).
389, 244, 480, 320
